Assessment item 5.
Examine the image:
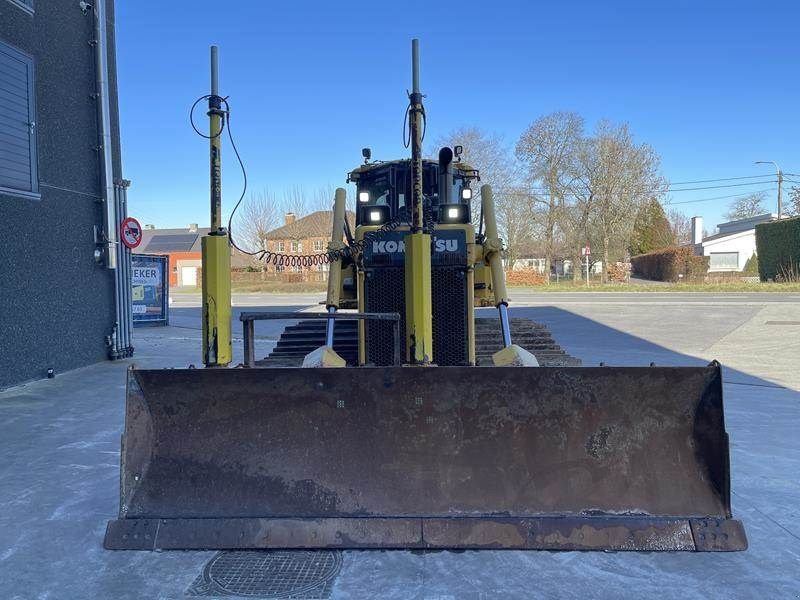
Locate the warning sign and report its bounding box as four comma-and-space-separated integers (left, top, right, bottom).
120, 217, 143, 250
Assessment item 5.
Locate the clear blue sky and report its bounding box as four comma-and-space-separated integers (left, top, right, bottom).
116, 0, 800, 232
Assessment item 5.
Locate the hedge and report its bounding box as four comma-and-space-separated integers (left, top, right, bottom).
755, 217, 800, 281
505, 269, 548, 286
630, 246, 709, 282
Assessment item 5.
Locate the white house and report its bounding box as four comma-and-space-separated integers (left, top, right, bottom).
692, 213, 777, 272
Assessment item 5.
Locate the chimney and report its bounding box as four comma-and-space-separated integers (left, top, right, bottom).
188, 223, 198, 232
285, 212, 296, 226
691, 216, 703, 245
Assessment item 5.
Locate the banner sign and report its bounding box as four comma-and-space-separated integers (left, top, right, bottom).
132, 254, 169, 326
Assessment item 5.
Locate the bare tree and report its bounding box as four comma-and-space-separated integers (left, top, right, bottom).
282, 185, 335, 217
786, 186, 800, 217
233, 188, 280, 252
429, 127, 518, 206
573, 121, 666, 282
725, 191, 767, 221
515, 112, 585, 274
668, 209, 692, 245
430, 128, 528, 262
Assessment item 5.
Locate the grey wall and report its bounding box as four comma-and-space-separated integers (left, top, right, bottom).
0, 1, 121, 388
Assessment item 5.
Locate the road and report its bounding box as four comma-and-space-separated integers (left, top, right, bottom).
169, 290, 800, 307
0, 291, 798, 599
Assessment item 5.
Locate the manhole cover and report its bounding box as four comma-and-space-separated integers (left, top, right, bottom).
188, 550, 343, 599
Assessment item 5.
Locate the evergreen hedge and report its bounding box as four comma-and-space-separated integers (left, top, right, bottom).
630, 246, 709, 282
755, 217, 800, 281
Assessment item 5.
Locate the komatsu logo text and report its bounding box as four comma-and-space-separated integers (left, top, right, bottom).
372, 238, 459, 254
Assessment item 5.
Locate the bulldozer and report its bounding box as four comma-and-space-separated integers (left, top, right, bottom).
104, 40, 746, 552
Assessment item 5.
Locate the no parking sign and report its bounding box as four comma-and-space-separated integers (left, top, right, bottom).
120, 216, 143, 250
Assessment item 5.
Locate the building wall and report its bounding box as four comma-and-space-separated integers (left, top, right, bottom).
162, 251, 202, 286
702, 230, 757, 272
0, 1, 121, 388
264, 236, 330, 274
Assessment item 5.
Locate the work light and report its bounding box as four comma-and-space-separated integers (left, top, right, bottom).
461, 188, 472, 200
359, 204, 389, 226
439, 203, 470, 224
358, 191, 370, 203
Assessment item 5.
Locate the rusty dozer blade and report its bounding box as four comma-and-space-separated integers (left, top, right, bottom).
104, 364, 746, 551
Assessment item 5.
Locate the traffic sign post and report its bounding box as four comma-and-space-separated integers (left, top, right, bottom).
582, 246, 591, 286
120, 217, 142, 250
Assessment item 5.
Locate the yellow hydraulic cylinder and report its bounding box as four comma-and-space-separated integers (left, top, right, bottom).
324, 188, 347, 347
202, 234, 232, 366
404, 232, 433, 363
325, 188, 347, 310
481, 184, 509, 305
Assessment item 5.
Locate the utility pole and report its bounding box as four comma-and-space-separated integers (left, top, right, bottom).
755, 160, 783, 219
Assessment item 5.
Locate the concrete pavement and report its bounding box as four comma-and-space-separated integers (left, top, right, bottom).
1, 291, 798, 599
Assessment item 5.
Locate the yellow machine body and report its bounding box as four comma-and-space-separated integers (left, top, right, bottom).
201, 234, 232, 366
403, 232, 433, 363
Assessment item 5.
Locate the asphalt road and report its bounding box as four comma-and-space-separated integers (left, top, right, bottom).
1, 291, 798, 599
169, 290, 800, 308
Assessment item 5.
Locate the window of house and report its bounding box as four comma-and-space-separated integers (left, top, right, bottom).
313, 240, 324, 252
709, 252, 739, 270
277, 241, 285, 252
291, 264, 302, 273
275, 264, 284, 273
291, 241, 302, 253
0, 41, 38, 197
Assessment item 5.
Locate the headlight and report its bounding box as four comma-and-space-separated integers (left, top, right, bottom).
359, 204, 389, 226
461, 188, 472, 200
358, 191, 370, 203
438, 203, 470, 224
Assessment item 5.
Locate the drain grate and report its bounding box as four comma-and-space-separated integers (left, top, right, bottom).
188, 550, 343, 599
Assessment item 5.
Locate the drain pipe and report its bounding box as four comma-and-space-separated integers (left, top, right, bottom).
93, 0, 117, 269
120, 180, 134, 355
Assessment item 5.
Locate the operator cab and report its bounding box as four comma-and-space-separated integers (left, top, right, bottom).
347, 149, 478, 227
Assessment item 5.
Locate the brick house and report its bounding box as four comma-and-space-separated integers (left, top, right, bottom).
136, 223, 254, 287
263, 211, 355, 276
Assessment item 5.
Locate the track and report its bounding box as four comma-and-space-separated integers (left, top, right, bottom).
257, 317, 581, 367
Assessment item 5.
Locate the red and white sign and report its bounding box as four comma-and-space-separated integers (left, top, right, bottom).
581, 246, 591, 257
120, 216, 143, 249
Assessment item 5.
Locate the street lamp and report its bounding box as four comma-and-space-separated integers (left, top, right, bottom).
755, 160, 783, 219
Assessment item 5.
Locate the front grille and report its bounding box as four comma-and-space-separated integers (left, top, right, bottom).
432, 267, 468, 365
363, 265, 468, 366
364, 267, 405, 366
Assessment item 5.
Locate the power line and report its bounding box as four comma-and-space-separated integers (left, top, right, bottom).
667, 174, 777, 185
667, 180, 776, 192
663, 188, 775, 206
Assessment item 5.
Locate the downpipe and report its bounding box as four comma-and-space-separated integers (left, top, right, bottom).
92, 0, 117, 269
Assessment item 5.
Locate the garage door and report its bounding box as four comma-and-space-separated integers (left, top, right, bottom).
181, 266, 197, 287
